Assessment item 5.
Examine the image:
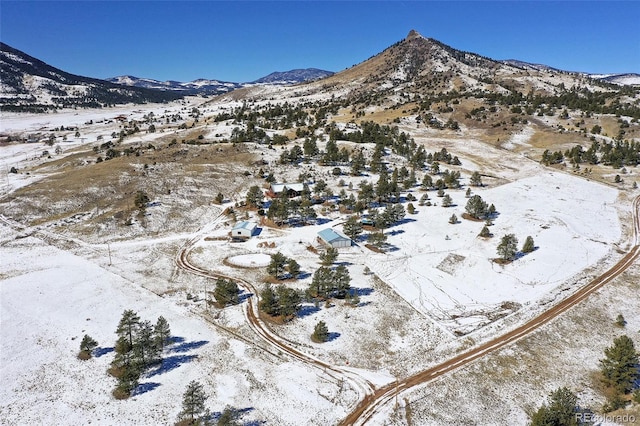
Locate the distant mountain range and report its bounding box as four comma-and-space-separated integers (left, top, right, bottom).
0, 42, 182, 112
107, 68, 335, 96
105, 76, 243, 96
0, 36, 637, 112
0, 42, 334, 111
501, 59, 640, 86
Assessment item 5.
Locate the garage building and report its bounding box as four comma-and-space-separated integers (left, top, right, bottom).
317, 228, 352, 248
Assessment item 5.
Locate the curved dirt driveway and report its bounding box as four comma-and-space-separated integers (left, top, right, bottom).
175, 231, 377, 415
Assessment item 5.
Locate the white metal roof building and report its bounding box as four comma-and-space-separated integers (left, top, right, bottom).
232, 221, 257, 239
317, 228, 351, 248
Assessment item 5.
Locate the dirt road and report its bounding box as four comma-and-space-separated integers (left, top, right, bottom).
340, 195, 640, 425
175, 232, 377, 413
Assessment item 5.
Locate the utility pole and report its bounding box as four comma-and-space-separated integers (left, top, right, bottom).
107, 242, 112, 266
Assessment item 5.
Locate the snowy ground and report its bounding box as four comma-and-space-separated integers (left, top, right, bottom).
0, 223, 352, 426
367, 171, 620, 334
1, 99, 638, 425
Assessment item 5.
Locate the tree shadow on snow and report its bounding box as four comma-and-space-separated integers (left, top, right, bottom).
297, 304, 321, 318
94, 346, 114, 358
133, 382, 160, 395
147, 354, 197, 377
296, 271, 311, 280
168, 339, 208, 353
205, 407, 264, 425
238, 291, 253, 303
327, 332, 341, 342
393, 217, 417, 226
354, 287, 374, 296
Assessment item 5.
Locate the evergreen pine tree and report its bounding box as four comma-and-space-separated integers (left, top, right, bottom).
245, 185, 263, 208
287, 259, 301, 279
465, 195, 488, 219
276, 286, 301, 318
312, 321, 330, 343
217, 406, 240, 426
368, 231, 387, 248
333, 264, 352, 298
530, 387, 578, 426
78, 334, 98, 360
309, 267, 333, 299
267, 252, 288, 280
600, 335, 639, 394
470, 171, 483, 187
154, 316, 171, 351
213, 278, 239, 306
343, 216, 363, 241
259, 284, 278, 316
319, 247, 338, 266
178, 381, 207, 425
116, 310, 140, 348
497, 234, 518, 261
522, 236, 535, 253
135, 320, 159, 367
479, 225, 491, 238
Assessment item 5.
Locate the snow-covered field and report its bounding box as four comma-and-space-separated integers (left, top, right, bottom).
1, 99, 638, 425
0, 223, 352, 426
369, 172, 620, 334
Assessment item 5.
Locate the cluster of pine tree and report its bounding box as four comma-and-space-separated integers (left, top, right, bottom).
110, 310, 171, 399
212, 278, 239, 307
543, 139, 640, 169
267, 252, 300, 280
308, 265, 351, 299
366, 203, 406, 229
465, 195, 496, 220
258, 284, 301, 319
267, 189, 317, 226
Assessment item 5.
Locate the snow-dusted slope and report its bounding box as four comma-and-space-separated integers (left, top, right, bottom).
106, 76, 243, 95
107, 68, 335, 95
0, 43, 181, 110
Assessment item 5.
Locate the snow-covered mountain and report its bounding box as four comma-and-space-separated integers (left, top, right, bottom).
2, 34, 637, 113
107, 68, 335, 95
106, 76, 243, 95
502, 59, 640, 86
283, 29, 639, 109
251, 68, 334, 84
591, 73, 640, 86
0, 42, 181, 111
500, 59, 562, 73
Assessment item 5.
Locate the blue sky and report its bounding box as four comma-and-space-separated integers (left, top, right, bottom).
2, 1, 639, 82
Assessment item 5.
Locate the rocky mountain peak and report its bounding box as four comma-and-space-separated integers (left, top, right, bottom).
406, 29, 424, 41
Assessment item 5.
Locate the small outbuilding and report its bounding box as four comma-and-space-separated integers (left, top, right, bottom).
317, 228, 352, 248
231, 221, 257, 239
267, 182, 308, 198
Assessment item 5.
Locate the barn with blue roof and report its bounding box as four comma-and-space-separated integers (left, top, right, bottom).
317, 228, 352, 248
